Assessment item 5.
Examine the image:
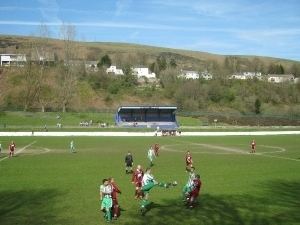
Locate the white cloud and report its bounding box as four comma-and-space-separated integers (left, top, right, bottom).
129, 31, 139, 39
236, 28, 300, 43
37, 0, 61, 23
115, 0, 133, 16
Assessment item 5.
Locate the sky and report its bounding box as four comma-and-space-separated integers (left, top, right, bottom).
0, 0, 300, 61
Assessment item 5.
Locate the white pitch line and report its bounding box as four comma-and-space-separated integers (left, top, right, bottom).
0, 141, 37, 162
0, 131, 300, 136
253, 153, 300, 162
164, 139, 300, 162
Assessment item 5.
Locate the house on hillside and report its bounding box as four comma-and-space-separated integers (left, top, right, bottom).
106, 65, 124, 75
30, 47, 55, 65
230, 72, 262, 80
267, 74, 294, 83
0, 53, 27, 67
85, 61, 98, 72
179, 70, 199, 79
200, 70, 213, 80
132, 66, 156, 79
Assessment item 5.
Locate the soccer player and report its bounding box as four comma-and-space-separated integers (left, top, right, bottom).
0, 142, 2, 155
131, 165, 144, 199
147, 146, 156, 167
108, 177, 121, 220
185, 174, 202, 208
70, 140, 75, 153
140, 167, 176, 215
185, 150, 193, 171
100, 179, 113, 222
153, 144, 160, 157
182, 166, 196, 200
250, 139, 256, 153
125, 151, 133, 174
9, 141, 16, 158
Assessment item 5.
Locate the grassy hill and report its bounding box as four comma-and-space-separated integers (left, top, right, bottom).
0, 34, 298, 69
1, 34, 300, 121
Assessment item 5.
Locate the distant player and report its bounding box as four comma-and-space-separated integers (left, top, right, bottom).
147, 146, 156, 167
140, 167, 177, 215
0, 143, 2, 155
185, 150, 193, 171
108, 177, 122, 220
131, 165, 144, 199
70, 140, 75, 153
100, 179, 113, 222
125, 151, 133, 174
9, 141, 16, 158
153, 144, 160, 157
185, 174, 202, 208
250, 139, 256, 153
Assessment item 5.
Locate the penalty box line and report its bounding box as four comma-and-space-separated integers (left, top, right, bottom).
0, 141, 37, 162
166, 139, 300, 162
168, 139, 247, 154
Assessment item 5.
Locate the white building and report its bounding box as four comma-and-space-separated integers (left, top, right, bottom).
200, 71, 213, 80
179, 70, 199, 79
0, 54, 27, 66
85, 61, 98, 72
132, 66, 156, 79
267, 74, 294, 83
106, 65, 124, 75
230, 72, 262, 80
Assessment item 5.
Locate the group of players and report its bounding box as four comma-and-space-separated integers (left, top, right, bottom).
99, 144, 203, 222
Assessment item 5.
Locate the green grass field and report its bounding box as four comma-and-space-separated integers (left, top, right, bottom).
0, 135, 299, 225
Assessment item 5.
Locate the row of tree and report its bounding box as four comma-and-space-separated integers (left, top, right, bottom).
1, 63, 300, 115
95, 53, 300, 78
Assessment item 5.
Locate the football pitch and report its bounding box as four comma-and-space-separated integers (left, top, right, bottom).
0, 135, 299, 225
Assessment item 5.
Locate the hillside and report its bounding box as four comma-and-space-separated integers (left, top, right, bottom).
0, 34, 300, 123
0, 35, 298, 70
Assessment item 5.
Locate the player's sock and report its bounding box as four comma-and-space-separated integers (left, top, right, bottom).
157, 182, 169, 188
141, 199, 151, 208
105, 207, 111, 221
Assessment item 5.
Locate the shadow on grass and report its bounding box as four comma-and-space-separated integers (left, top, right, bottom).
124, 180, 300, 225
0, 189, 68, 225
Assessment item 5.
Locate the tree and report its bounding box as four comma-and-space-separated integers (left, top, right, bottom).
169, 58, 177, 68
20, 63, 42, 111
268, 63, 285, 74
251, 57, 264, 74
122, 64, 137, 87
289, 63, 300, 77
156, 55, 167, 71
254, 98, 261, 114
224, 56, 241, 74
57, 23, 78, 112
97, 54, 112, 68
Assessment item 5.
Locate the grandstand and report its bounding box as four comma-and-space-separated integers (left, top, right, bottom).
115, 106, 179, 129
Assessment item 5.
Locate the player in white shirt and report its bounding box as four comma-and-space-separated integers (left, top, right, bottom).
140, 167, 177, 215
147, 146, 156, 167
100, 179, 113, 222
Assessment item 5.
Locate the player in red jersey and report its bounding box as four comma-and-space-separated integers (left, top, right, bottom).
153, 144, 160, 157
132, 165, 144, 199
185, 151, 193, 171
9, 141, 16, 158
250, 139, 256, 153
108, 177, 121, 220
185, 174, 202, 208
